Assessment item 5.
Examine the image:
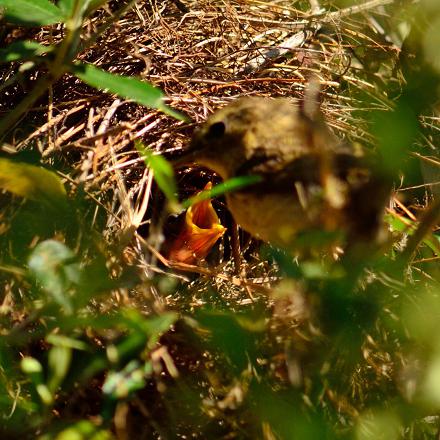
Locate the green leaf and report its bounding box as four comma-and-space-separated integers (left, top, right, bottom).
182, 175, 263, 209
21, 357, 53, 405
118, 311, 178, 354
136, 143, 180, 209
371, 104, 419, 175
0, 0, 64, 25
51, 420, 114, 440
78, 312, 177, 381
300, 260, 344, 280
47, 345, 72, 392
0, 158, 66, 205
0, 41, 52, 63
102, 314, 177, 399
103, 360, 148, 399
46, 334, 89, 351
21, 357, 43, 375
356, 411, 401, 440
70, 63, 186, 120
28, 240, 80, 314
195, 309, 261, 371
138, 312, 178, 347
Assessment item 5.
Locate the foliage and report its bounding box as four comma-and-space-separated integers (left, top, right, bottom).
0, 0, 440, 439
0, 0, 184, 138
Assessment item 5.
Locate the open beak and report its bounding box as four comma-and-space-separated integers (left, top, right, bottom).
165, 182, 226, 264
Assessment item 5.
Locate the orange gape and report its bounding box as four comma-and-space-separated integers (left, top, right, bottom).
167, 182, 226, 264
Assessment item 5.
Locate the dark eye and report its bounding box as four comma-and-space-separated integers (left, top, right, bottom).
207, 121, 226, 139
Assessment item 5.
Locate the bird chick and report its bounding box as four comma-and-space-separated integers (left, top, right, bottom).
179, 97, 388, 249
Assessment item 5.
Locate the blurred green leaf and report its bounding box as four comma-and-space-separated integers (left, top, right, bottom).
103, 360, 151, 399
70, 63, 186, 120
423, 15, 440, 73
21, 357, 53, 406
0, 41, 52, 63
372, 104, 419, 175
40, 420, 114, 440
0, 158, 66, 205
196, 310, 264, 371
300, 260, 345, 280
121, 310, 178, 349
28, 240, 80, 314
356, 410, 401, 440
0, 0, 64, 25
291, 229, 344, 253
79, 312, 177, 381
253, 384, 329, 439
21, 357, 43, 375
136, 144, 180, 210
46, 334, 89, 351
403, 288, 440, 345
35, 384, 53, 406
48, 345, 72, 393
423, 354, 440, 407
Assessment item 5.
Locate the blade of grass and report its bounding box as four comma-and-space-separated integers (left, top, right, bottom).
182, 175, 263, 209
136, 143, 180, 212
71, 63, 187, 121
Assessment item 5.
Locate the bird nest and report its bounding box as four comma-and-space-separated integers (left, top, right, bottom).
3, 0, 402, 263
2, 0, 438, 437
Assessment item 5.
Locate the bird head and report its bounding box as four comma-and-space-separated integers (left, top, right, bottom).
174, 99, 260, 180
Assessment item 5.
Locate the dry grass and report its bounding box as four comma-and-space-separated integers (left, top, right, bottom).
2, 0, 401, 251
2, 0, 440, 437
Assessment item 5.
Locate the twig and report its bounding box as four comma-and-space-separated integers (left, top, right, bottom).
401, 197, 440, 262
